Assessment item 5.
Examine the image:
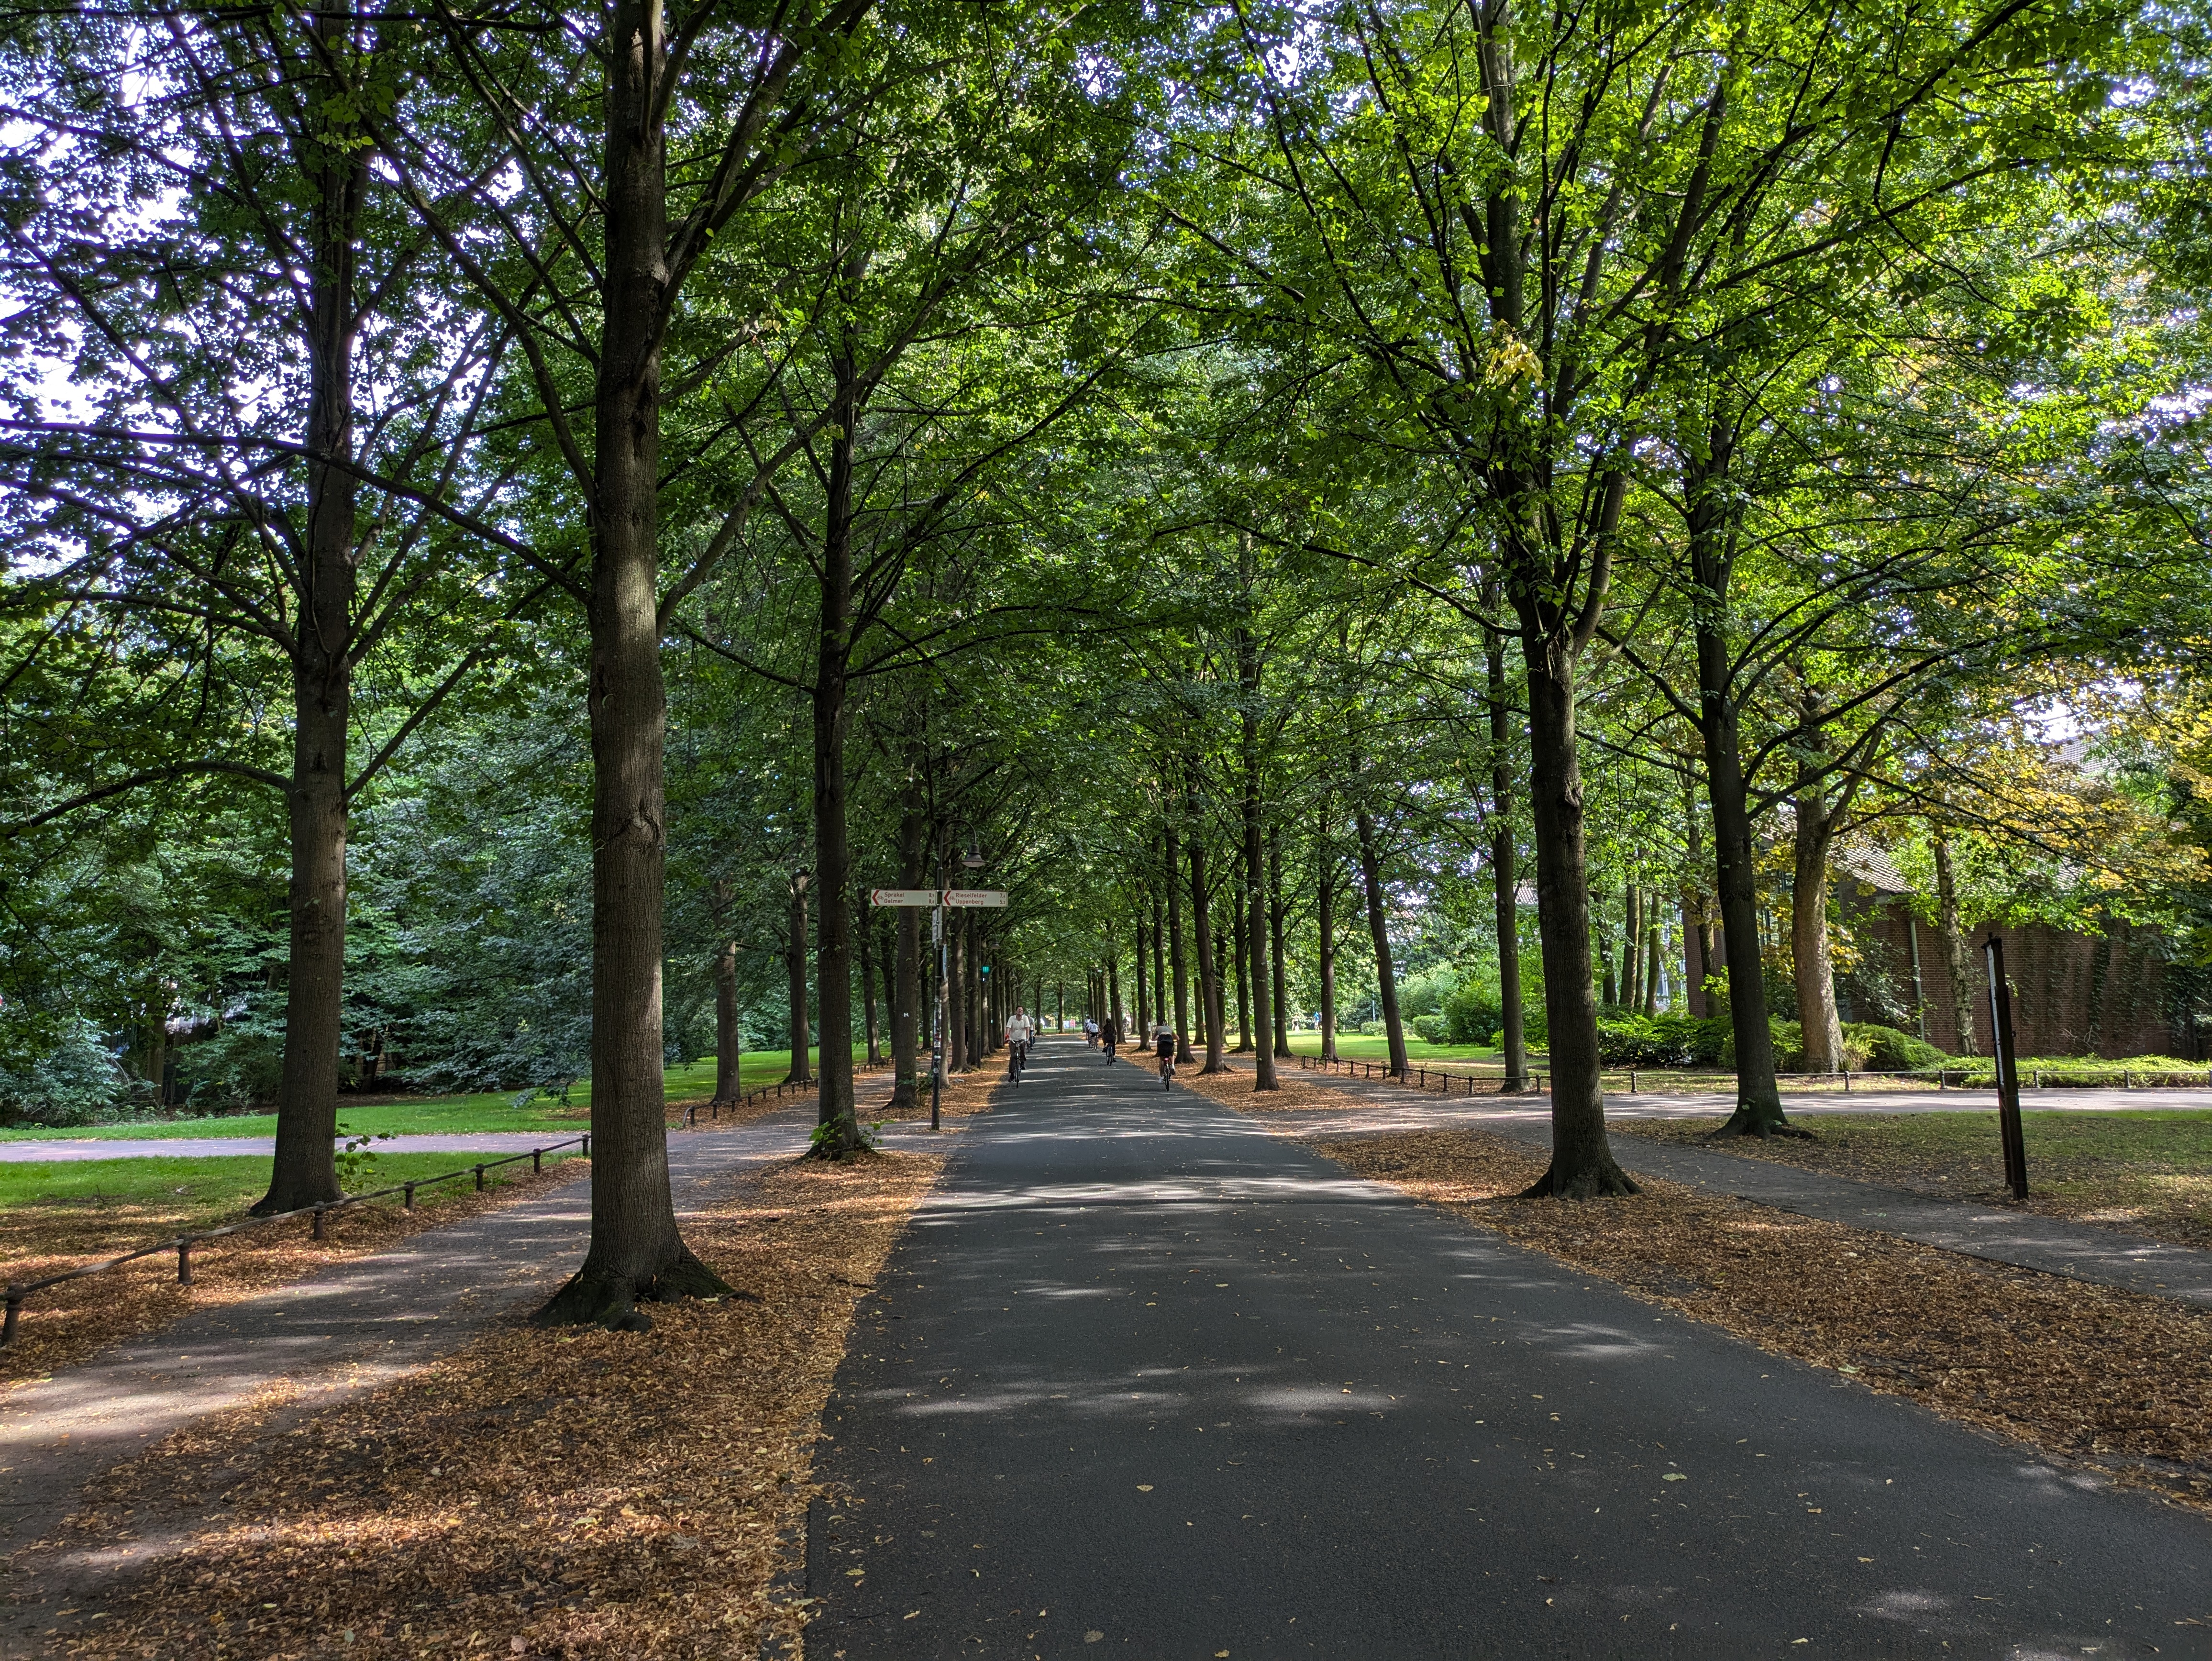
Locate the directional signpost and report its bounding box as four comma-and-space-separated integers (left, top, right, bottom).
870, 888, 1007, 1129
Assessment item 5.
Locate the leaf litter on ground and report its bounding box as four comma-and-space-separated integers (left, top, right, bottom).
24, 1066, 997, 1658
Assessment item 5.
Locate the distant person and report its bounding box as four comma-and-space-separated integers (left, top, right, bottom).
1101, 1016, 1118, 1061
1151, 1020, 1176, 1090
1083, 1016, 1098, 1048
1005, 1005, 1035, 1081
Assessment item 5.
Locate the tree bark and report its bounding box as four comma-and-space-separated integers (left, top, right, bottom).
1317, 812, 1338, 1063
1229, 853, 1252, 1052
540, 0, 731, 1321
1695, 609, 1792, 1134
1189, 831, 1226, 1072
1934, 834, 1979, 1055
1353, 808, 1408, 1078
946, 913, 966, 1073
1243, 796, 1278, 1091
785, 876, 811, 1083
1268, 826, 1291, 1057
890, 799, 925, 1108
1515, 643, 1637, 1194
1483, 620, 1528, 1090
1166, 825, 1194, 1062
255, 37, 364, 1217
808, 355, 860, 1154
1792, 795, 1845, 1072
859, 900, 882, 1067
1134, 915, 1150, 1036
1151, 884, 1168, 1043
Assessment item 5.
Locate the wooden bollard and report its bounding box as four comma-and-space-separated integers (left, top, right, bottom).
177, 1240, 192, 1285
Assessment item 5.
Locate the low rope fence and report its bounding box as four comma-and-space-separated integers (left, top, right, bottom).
0, 1132, 592, 1348
679, 1054, 896, 1128
1293, 1052, 1546, 1097
1292, 1053, 2212, 1099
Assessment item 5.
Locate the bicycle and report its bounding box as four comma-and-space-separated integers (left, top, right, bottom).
1008, 1039, 1029, 1083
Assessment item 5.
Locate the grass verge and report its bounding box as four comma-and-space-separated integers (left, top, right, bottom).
0, 1049, 871, 1142
0, 1152, 588, 1387
1615, 1109, 2212, 1251
32, 1073, 994, 1660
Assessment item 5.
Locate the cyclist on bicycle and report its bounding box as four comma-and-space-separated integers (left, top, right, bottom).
1151, 1020, 1176, 1091
1004, 1005, 1035, 1082
1101, 1015, 1118, 1062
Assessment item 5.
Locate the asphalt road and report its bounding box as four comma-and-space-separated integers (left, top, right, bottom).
802, 1037, 2212, 1660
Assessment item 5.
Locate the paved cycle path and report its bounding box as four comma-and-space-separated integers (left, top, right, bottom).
804, 1039, 2211, 1659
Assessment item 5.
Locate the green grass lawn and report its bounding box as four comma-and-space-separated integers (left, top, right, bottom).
0, 1045, 874, 1142
1283, 1031, 1513, 1067
0, 1148, 587, 1236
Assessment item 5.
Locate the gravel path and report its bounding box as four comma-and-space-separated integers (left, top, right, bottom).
801, 1037, 2211, 1658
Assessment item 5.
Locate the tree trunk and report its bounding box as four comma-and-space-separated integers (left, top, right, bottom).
1644, 921, 1662, 1016
1624, 883, 1643, 1013
1106, 942, 1121, 1034
1353, 808, 1408, 1077
1934, 834, 1978, 1055
1268, 826, 1291, 1058
255, 53, 365, 1218
1151, 885, 1168, 1044
1695, 612, 1792, 1134
1484, 622, 1528, 1090
1317, 813, 1338, 1063
1166, 825, 1194, 1062
785, 876, 811, 1083
947, 915, 966, 1072
540, 0, 731, 1321
1792, 795, 1845, 1072
1134, 915, 1150, 1036
1229, 854, 1252, 1052
890, 800, 925, 1108
1514, 642, 1636, 1195
1189, 833, 1226, 1072
859, 901, 882, 1067
1243, 792, 1278, 1091
808, 361, 861, 1154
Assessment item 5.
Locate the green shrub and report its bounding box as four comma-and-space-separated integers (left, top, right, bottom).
1844, 1022, 1947, 1072
1442, 983, 1500, 1045
1411, 1013, 1450, 1045
1596, 1013, 1733, 1067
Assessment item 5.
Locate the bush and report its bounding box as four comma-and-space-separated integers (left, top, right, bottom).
1442, 983, 1500, 1045
1410, 1013, 1450, 1045
0, 1012, 132, 1126
1844, 1022, 1947, 1072
1596, 1013, 1732, 1068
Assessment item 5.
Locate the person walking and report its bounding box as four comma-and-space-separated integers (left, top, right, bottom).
1004, 1005, 1035, 1083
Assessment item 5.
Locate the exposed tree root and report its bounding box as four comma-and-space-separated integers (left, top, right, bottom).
1517, 1158, 1640, 1198
533, 1248, 741, 1332
1713, 1105, 1816, 1141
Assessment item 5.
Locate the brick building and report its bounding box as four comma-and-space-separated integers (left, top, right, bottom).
1830, 852, 2190, 1059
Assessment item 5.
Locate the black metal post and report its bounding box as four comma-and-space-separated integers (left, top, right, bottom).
1985, 934, 2029, 1200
